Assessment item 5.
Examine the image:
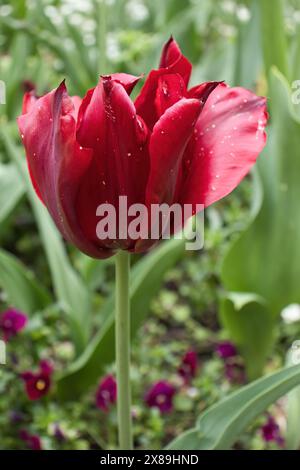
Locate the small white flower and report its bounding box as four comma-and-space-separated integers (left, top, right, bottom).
281, 304, 300, 324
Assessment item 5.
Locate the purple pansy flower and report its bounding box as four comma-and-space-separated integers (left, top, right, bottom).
145, 381, 176, 414
0, 309, 28, 342
95, 375, 117, 412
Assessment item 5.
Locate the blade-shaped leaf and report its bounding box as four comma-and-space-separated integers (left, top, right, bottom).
0, 248, 50, 314
167, 364, 300, 450
234, 0, 262, 89
0, 163, 25, 224
285, 345, 300, 450
220, 293, 274, 380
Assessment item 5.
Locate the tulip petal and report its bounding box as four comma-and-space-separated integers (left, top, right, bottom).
135, 98, 201, 253
22, 91, 38, 114
135, 37, 191, 130
75, 76, 150, 250
159, 36, 192, 86
155, 73, 185, 117
178, 83, 268, 209
109, 73, 141, 95
17, 82, 114, 258
188, 81, 222, 104
146, 98, 202, 206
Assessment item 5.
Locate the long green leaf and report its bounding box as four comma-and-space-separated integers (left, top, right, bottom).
0, 248, 50, 314
260, 0, 288, 79
167, 364, 300, 450
0, 163, 25, 224
234, 0, 262, 89
286, 346, 300, 449
220, 293, 274, 380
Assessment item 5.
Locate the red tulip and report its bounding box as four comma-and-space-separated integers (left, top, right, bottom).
18, 38, 267, 258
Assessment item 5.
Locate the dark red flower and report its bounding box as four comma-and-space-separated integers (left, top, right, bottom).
261, 415, 284, 446
20, 430, 42, 450
18, 37, 267, 258
145, 381, 176, 414
21, 360, 53, 400
95, 374, 117, 412
224, 360, 246, 384
216, 341, 237, 359
0, 308, 28, 342
178, 350, 198, 383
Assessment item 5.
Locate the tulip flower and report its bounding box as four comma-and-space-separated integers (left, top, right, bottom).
17, 37, 267, 258
21, 360, 53, 400
17, 37, 268, 450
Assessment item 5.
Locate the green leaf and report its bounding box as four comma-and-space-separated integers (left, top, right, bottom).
1, 127, 91, 352
285, 345, 300, 450
57, 235, 187, 399
0, 163, 25, 223
220, 293, 274, 380
167, 364, 300, 450
234, 0, 262, 89
0, 248, 50, 314
260, 0, 288, 79
220, 69, 300, 376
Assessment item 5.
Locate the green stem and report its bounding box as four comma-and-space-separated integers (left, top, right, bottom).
97, 0, 107, 75
115, 250, 133, 450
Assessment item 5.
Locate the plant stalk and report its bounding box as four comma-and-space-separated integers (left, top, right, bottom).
115, 250, 133, 450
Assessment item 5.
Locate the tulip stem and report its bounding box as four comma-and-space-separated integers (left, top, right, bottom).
115, 250, 133, 450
